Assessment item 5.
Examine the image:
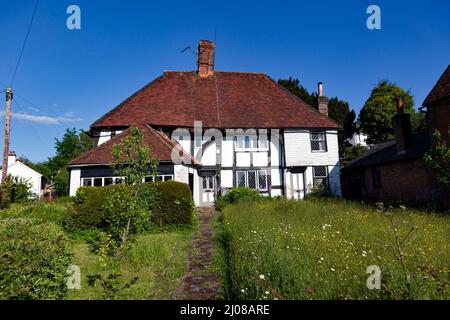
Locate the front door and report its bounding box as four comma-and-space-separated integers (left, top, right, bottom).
291, 172, 305, 200
201, 175, 216, 207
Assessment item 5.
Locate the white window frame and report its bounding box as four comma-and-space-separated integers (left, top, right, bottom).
202, 176, 215, 192
235, 169, 268, 191
235, 135, 269, 151
81, 175, 174, 187
310, 130, 328, 152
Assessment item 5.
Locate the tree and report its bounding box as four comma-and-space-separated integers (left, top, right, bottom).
328, 97, 357, 157
359, 80, 417, 144
341, 144, 368, 167
424, 129, 450, 186
278, 78, 316, 107
104, 127, 159, 246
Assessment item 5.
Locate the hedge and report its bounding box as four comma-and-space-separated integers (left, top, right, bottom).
66, 181, 195, 230
0, 218, 72, 300
215, 187, 262, 210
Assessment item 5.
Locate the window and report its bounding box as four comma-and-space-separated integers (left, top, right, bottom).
235, 135, 269, 151
202, 176, 214, 192
104, 178, 113, 186
371, 166, 382, 188
310, 130, 327, 152
82, 178, 92, 187
144, 175, 174, 183
313, 166, 328, 189
93, 178, 102, 187
235, 170, 268, 191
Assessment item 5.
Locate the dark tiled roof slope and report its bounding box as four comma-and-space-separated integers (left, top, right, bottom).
69, 125, 196, 166
342, 131, 431, 171
423, 65, 450, 107
91, 71, 340, 129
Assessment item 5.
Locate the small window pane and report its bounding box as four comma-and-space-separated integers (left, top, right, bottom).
237, 171, 246, 187
145, 176, 153, 183
94, 178, 102, 187
248, 171, 257, 189
259, 137, 268, 149
82, 179, 92, 187
244, 136, 250, 149
104, 178, 113, 186
115, 178, 123, 184
258, 170, 267, 190
164, 175, 173, 181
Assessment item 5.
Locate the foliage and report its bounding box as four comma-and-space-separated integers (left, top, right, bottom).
68, 232, 192, 300
359, 80, 418, 144
341, 144, 369, 167
67, 186, 109, 230
152, 181, 195, 226
278, 78, 316, 107
424, 129, 450, 185
1, 201, 72, 226
7, 175, 33, 203
215, 187, 262, 210
0, 218, 72, 300
219, 198, 449, 300
107, 126, 159, 246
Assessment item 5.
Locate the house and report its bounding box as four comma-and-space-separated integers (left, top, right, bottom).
68, 40, 342, 206
347, 131, 369, 147
0, 151, 43, 198
341, 65, 450, 208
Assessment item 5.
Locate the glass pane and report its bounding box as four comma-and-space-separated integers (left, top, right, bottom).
244, 136, 250, 149
145, 176, 153, 183
258, 171, 267, 190
314, 166, 327, 178
104, 178, 113, 186
164, 176, 173, 181
155, 176, 163, 182
248, 171, 256, 189
237, 171, 246, 187
82, 179, 92, 187
94, 178, 102, 187
115, 178, 123, 184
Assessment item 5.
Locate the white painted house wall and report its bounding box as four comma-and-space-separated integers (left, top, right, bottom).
0, 154, 43, 198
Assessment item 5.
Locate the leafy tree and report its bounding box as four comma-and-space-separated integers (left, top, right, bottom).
359, 80, 417, 144
328, 97, 357, 157
278, 78, 316, 107
104, 127, 158, 246
341, 144, 368, 167
424, 129, 450, 185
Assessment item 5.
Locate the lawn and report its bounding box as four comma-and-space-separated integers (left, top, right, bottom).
218, 198, 449, 300
0, 201, 194, 300
68, 231, 192, 300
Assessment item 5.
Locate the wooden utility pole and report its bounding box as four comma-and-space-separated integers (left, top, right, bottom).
1, 87, 12, 184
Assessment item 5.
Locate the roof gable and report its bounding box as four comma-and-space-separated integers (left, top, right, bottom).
0, 161, 43, 178
423, 65, 450, 107
91, 71, 339, 129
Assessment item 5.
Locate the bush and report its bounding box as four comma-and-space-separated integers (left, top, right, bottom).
1, 202, 72, 226
67, 186, 109, 230
215, 187, 262, 210
153, 181, 194, 226
0, 218, 72, 299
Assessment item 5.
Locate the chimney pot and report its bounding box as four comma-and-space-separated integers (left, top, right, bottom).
197, 40, 215, 78
318, 82, 323, 97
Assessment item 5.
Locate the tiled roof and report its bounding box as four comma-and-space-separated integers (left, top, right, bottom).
423, 65, 450, 107
91, 71, 339, 129
342, 131, 430, 171
69, 125, 197, 166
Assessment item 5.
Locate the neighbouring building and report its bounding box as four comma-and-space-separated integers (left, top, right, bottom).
68, 40, 342, 206
341, 65, 450, 208
0, 151, 43, 198
347, 131, 369, 147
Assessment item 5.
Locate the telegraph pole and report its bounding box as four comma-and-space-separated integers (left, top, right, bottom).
2, 88, 12, 184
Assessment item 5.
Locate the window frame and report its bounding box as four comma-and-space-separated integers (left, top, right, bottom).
310, 130, 328, 152
312, 166, 329, 189
235, 169, 268, 191
235, 135, 269, 151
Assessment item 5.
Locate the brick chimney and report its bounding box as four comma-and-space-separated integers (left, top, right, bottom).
7, 151, 16, 167
317, 82, 329, 117
392, 98, 413, 155
197, 40, 215, 78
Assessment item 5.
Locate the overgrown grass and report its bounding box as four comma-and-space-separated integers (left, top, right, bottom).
0, 201, 72, 226
67, 231, 193, 300
220, 198, 449, 300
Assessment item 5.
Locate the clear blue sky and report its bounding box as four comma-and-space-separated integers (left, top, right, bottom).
0, 0, 449, 162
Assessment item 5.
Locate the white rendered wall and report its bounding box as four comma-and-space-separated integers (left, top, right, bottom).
69, 168, 81, 196
0, 162, 42, 198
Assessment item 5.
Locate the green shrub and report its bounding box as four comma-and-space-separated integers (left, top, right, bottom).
1, 202, 71, 226
0, 218, 72, 300
153, 181, 194, 226
215, 187, 262, 210
67, 186, 109, 230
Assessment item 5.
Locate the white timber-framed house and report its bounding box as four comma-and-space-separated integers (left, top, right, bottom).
68, 40, 341, 207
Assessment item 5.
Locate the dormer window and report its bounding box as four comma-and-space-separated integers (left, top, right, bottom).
310, 130, 327, 152
235, 135, 269, 151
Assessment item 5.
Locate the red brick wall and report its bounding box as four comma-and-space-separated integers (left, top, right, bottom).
428, 98, 450, 145
364, 158, 449, 207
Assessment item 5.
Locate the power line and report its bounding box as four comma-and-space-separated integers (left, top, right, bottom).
10, 0, 40, 86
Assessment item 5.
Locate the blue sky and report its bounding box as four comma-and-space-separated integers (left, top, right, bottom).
0, 0, 449, 162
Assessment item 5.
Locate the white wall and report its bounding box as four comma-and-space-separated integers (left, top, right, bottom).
69, 168, 81, 196
174, 165, 189, 184
221, 170, 233, 188
284, 130, 339, 166
0, 162, 42, 198
97, 130, 111, 146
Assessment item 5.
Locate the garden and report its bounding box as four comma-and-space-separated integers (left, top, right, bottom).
215, 192, 449, 300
